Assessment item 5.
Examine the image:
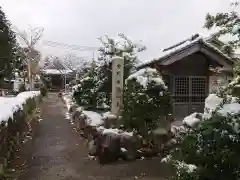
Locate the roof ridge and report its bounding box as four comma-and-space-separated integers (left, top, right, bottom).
162, 33, 201, 52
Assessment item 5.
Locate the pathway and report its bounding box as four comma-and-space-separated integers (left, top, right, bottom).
16, 93, 172, 180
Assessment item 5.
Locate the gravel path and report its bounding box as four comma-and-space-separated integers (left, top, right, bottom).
15, 93, 172, 180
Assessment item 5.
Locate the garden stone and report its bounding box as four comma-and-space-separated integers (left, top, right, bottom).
120, 133, 142, 161
96, 132, 121, 164
88, 140, 97, 156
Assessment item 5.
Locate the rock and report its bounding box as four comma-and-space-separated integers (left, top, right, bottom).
72, 108, 82, 122
88, 140, 97, 156
96, 132, 121, 164
76, 114, 87, 132
102, 112, 118, 128
119, 133, 141, 161
68, 104, 77, 113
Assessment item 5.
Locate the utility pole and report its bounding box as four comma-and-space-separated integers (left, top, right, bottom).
64, 70, 67, 92
27, 57, 32, 90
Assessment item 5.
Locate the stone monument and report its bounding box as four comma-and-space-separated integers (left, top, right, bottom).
111, 56, 124, 117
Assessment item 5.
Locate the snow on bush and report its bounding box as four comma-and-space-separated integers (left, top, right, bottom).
121, 67, 171, 140
182, 113, 201, 128
166, 76, 240, 180
0, 91, 41, 123
182, 93, 240, 128
72, 71, 109, 110
97, 126, 134, 137
126, 68, 167, 89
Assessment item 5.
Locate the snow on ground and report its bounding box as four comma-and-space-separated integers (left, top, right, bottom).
62, 94, 74, 111
0, 91, 41, 123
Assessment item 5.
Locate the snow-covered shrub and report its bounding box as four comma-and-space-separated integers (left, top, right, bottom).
96, 92, 111, 110
0, 91, 42, 165
73, 34, 146, 111
121, 67, 171, 140
165, 76, 240, 180
73, 68, 106, 110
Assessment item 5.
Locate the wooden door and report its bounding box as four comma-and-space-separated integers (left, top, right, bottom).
172, 76, 207, 121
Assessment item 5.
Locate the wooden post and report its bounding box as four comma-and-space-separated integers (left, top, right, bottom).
111, 56, 124, 117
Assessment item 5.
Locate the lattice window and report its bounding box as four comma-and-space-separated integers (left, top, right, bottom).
191, 77, 206, 96
174, 96, 189, 103
191, 96, 206, 103
174, 77, 189, 95
173, 76, 207, 103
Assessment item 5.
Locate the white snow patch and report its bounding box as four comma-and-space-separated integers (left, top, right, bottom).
183, 113, 200, 128
161, 154, 172, 163
102, 128, 120, 135
218, 103, 240, 116
127, 67, 166, 89
83, 110, 103, 126
65, 112, 71, 120
175, 161, 197, 173
103, 111, 116, 119
0, 91, 40, 123
62, 94, 74, 111
122, 131, 133, 136
121, 147, 127, 152
204, 94, 223, 113
42, 69, 72, 75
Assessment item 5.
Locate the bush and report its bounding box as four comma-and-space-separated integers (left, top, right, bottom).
0, 91, 42, 168
121, 68, 171, 140
165, 77, 240, 180
73, 70, 108, 110
73, 76, 98, 109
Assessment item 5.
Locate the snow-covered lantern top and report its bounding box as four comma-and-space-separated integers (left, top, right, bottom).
232, 23, 240, 35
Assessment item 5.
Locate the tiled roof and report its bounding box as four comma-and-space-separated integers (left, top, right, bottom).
137, 34, 232, 69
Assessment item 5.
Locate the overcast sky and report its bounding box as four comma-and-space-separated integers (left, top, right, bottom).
0, 0, 235, 63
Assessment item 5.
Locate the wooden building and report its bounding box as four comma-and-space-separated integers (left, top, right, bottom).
137, 34, 234, 121
42, 69, 74, 91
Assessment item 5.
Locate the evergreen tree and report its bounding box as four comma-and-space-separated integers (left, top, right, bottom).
204, 2, 240, 57
14, 46, 28, 77
0, 6, 18, 81
97, 33, 146, 104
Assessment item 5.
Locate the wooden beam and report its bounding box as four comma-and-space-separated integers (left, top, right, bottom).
200, 47, 233, 68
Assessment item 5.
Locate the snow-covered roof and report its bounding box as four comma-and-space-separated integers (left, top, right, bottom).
137, 33, 233, 69
42, 69, 73, 75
